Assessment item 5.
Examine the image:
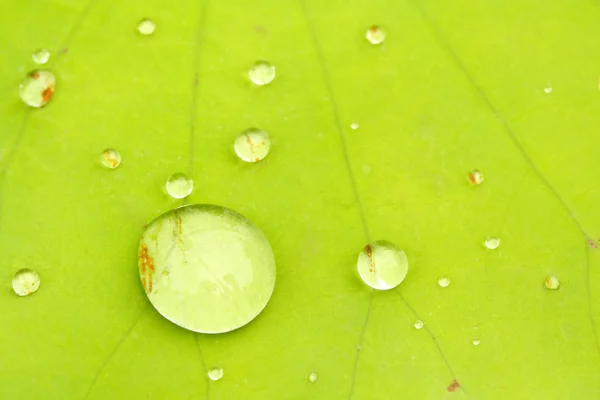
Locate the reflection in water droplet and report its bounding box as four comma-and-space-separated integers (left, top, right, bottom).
32, 49, 50, 65
12, 268, 40, 296
138, 204, 276, 333
484, 236, 500, 250
308, 371, 318, 383
350, 122, 359, 130
544, 275, 560, 290
357, 241, 408, 290
438, 277, 451, 288
366, 25, 386, 45
414, 320, 424, 330
101, 148, 121, 169
208, 367, 223, 381
472, 339, 481, 346
248, 60, 276, 85
137, 19, 156, 35
467, 170, 484, 185
166, 173, 193, 199
19, 70, 55, 108
234, 128, 271, 163
544, 86, 552, 94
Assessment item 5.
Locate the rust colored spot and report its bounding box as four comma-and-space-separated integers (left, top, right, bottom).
467, 172, 477, 184
41, 85, 54, 104
245, 134, 255, 153
148, 278, 153, 293
587, 237, 598, 249
447, 380, 460, 392
30, 72, 40, 79
138, 245, 156, 293
364, 244, 375, 273
141, 277, 147, 291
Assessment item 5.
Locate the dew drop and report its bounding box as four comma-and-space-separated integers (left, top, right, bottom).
100, 148, 121, 169
357, 240, 408, 290
12, 268, 40, 297
414, 320, 424, 330
544, 86, 552, 94
308, 371, 318, 383
138, 204, 276, 333
544, 275, 560, 290
137, 19, 156, 35
208, 367, 223, 381
467, 169, 484, 185
19, 70, 55, 108
484, 236, 500, 250
234, 128, 271, 163
438, 277, 451, 288
32, 49, 50, 65
248, 60, 276, 85
366, 25, 386, 45
166, 173, 193, 199
472, 339, 481, 346
350, 122, 359, 130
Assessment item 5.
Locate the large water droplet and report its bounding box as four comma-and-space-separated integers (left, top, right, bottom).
138, 204, 276, 333
137, 19, 156, 35
12, 268, 40, 296
234, 128, 271, 163
544, 275, 560, 290
357, 240, 408, 290
100, 148, 121, 169
308, 371, 318, 383
166, 173, 193, 199
366, 25, 386, 45
467, 170, 484, 185
248, 60, 276, 85
19, 70, 55, 108
484, 236, 500, 250
438, 277, 451, 288
208, 367, 223, 381
32, 49, 50, 65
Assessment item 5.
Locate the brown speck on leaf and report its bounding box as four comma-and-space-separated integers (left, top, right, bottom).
447, 380, 460, 392
138, 244, 155, 293
41, 85, 54, 104
364, 244, 375, 273
587, 237, 598, 248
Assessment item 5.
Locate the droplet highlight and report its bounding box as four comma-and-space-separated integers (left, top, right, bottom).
248, 60, 276, 85
467, 170, 484, 185
32, 49, 50, 65
414, 320, 424, 330
208, 367, 223, 381
12, 268, 40, 297
544, 86, 552, 94
19, 70, 55, 108
308, 371, 318, 383
438, 277, 451, 288
472, 339, 481, 346
234, 128, 271, 163
366, 25, 386, 45
357, 240, 408, 290
484, 236, 500, 250
138, 204, 276, 333
100, 148, 121, 169
166, 173, 193, 199
544, 275, 560, 290
350, 122, 359, 130
137, 19, 156, 35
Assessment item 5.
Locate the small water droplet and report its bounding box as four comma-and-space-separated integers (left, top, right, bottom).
472, 339, 481, 346
234, 128, 271, 162
544, 86, 552, 94
208, 367, 223, 381
12, 268, 40, 296
350, 122, 359, 130
137, 19, 156, 35
166, 173, 193, 199
100, 148, 121, 169
32, 49, 50, 65
544, 275, 560, 290
248, 60, 276, 85
357, 240, 408, 290
308, 371, 318, 383
366, 25, 386, 45
19, 70, 55, 108
467, 170, 484, 185
484, 236, 500, 250
414, 320, 424, 330
438, 277, 451, 288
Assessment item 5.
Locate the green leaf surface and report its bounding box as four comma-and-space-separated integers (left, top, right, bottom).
2, 0, 600, 398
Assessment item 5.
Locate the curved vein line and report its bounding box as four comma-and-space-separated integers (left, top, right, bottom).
194, 335, 210, 400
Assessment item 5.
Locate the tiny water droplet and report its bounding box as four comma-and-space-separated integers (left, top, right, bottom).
544, 86, 552, 94
166, 173, 193, 199
467, 170, 484, 185
484, 236, 500, 250
12, 268, 40, 296
438, 277, 451, 288
544, 275, 560, 290
137, 19, 156, 35
414, 320, 424, 330
208, 367, 223, 381
357, 240, 408, 290
19, 70, 55, 108
350, 122, 359, 130
472, 339, 481, 346
248, 60, 276, 85
308, 371, 318, 383
32, 49, 50, 65
100, 148, 121, 169
234, 128, 271, 162
366, 25, 386, 45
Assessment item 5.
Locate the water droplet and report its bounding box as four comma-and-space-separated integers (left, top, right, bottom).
414, 320, 424, 330
544, 86, 552, 94
308, 371, 318, 383
472, 339, 481, 346
357, 240, 408, 290
166, 173, 193, 199
248, 60, 276, 85
234, 128, 271, 162
19, 70, 55, 108
32, 49, 50, 65
544, 275, 560, 290
100, 148, 121, 169
137, 19, 156, 35
467, 169, 484, 185
438, 277, 451, 288
484, 236, 500, 250
12, 268, 40, 296
138, 204, 276, 333
350, 122, 359, 130
366, 25, 386, 45
208, 367, 223, 381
